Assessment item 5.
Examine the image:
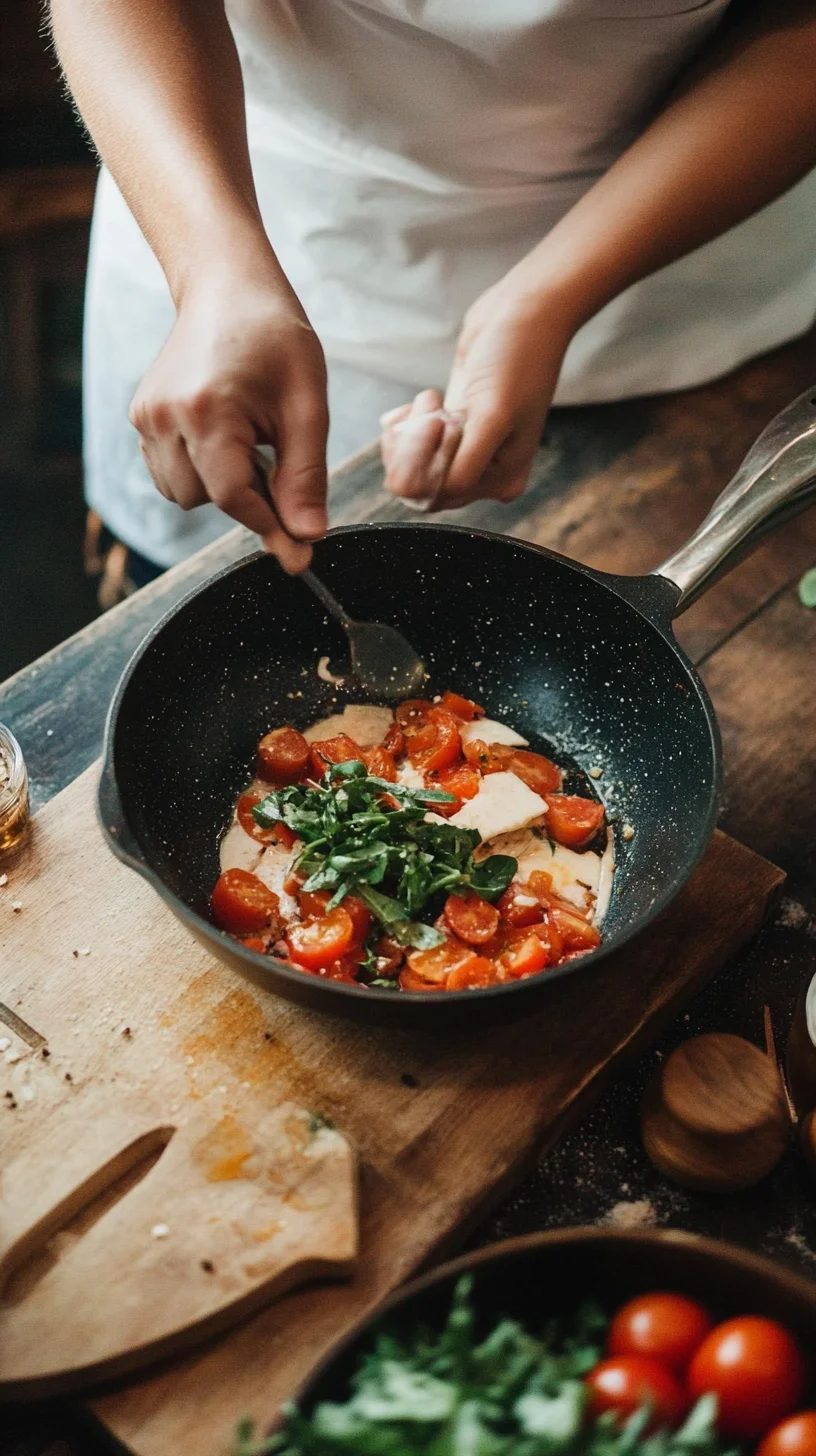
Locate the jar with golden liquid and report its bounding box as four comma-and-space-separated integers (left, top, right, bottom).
0, 724, 30, 855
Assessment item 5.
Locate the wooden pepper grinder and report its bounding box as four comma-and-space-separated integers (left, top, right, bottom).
641, 1033, 789, 1192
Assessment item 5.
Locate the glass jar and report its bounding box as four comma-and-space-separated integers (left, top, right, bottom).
0, 724, 30, 855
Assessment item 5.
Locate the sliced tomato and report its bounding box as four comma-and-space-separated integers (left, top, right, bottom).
400, 965, 448, 992
382, 720, 406, 757
283, 867, 307, 897
298, 889, 372, 944
374, 934, 406, 978
509, 749, 562, 797
533, 914, 564, 965
309, 733, 363, 779
446, 956, 496, 990
498, 928, 550, 980
527, 869, 554, 902
444, 891, 500, 945
395, 698, 434, 737
550, 904, 601, 953
212, 869, 281, 937
256, 725, 310, 784
286, 907, 355, 970
318, 953, 362, 984
240, 936, 268, 954
462, 738, 514, 773
237, 789, 278, 844
497, 882, 545, 928
362, 745, 398, 782
428, 762, 481, 817
406, 708, 461, 774
271, 821, 300, 851
404, 936, 476, 986
546, 794, 605, 849
440, 691, 485, 722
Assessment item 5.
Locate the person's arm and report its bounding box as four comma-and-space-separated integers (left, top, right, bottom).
383, 0, 816, 508
49, 0, 327, 570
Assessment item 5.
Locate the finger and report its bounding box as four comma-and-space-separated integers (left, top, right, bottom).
435, 426, 535, 511
383, 388, 447, 500
433, 406, 510, 505
272, 397, 329, 542
139, 433, 208, 509
187, 434, 285, 538
379, 402, 412, 430
259, 520, 313, 574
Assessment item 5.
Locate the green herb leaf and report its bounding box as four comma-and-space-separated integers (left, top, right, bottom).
468, 855, 517, 900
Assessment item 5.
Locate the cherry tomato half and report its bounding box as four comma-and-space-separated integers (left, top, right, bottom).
546, 794, 605, 849
757, 1412, 816, 1456
586, 1356, 687, 1431
298, 889, 372, 944
212, 869, 281, 937
497, 882, 545, 929
446, 955, 496, 990
256, 725, 310, 784
237, 788, 278, 844
688, 1318, 807, 1440
309, 734, 363, 779
362, 746, 398, 782
404, 937, 476, 987
382, 720, 406, 757
462, 738, 514, 773
440, 691, 485, 721
429, 762, 481, 817
498, 928, 549, 980
395, 698, 434, 737
407, 708, 461, 774
444, 891, 500, 945
286, 907, 356, 971
508, 749, 562, 797
550, 904, 601, 953
608, 1293, 712, 1377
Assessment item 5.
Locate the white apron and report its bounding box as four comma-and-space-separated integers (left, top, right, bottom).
84, 0, 816, 565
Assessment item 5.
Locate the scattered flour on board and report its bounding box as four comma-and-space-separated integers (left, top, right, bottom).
604, 1199, 658, 1229
775, 898, 816, 938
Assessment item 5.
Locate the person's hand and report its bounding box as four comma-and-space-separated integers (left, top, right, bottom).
381, 277, 574, 511
129, 256, 328, 572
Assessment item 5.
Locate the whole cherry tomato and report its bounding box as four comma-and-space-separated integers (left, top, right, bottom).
256, 725, 310, 784
586, 1356, 687, 1430
608, 1293, 711, 1376
688, 1318, 807, 1440
757, 1412, 816, 1456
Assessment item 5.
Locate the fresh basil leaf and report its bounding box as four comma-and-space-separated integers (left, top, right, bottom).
357, 884, 445, 950
468, 854, 518, 900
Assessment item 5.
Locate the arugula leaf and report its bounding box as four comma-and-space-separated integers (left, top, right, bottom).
357, 884, 445, 950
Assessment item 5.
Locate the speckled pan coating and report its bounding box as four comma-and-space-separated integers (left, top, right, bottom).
98, 524, 721, 1027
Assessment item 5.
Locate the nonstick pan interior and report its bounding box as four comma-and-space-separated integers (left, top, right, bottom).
103, 524, 719, 1018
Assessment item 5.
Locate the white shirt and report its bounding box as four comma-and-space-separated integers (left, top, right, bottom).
84, 0, 816, 564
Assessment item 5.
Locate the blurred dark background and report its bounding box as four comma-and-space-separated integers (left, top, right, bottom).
1, 0, 99, 683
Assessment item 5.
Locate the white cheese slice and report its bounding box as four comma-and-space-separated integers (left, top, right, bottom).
303, 704, 393, 748
218, 821, 264, 874
513, 836, 602, 912
458, 718, 528, 748
396, 760, 425, 790
449, 772, 547, 841
254, 844, 300, 922
592, 829, 615, 926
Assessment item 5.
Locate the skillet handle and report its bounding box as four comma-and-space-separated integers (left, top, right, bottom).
653, 386, 816, 614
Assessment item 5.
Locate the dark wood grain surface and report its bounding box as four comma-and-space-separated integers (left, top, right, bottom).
3, 327, 816, 1450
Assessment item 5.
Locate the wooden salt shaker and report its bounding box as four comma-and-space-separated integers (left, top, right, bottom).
641, 1032, 789, 1192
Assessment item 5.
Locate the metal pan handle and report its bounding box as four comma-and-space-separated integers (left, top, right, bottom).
653, 386, 816, 614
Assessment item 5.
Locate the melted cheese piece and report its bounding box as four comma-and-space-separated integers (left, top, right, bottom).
449, 772, 547, 840
484, 827, 603, 916
396, 759, 425, 790
218, 821, 264, 874
303, 704, 393, 747
254, 843, 300, 922
458, 718, 528, 748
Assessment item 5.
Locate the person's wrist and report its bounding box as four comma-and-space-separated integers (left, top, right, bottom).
170, 208, 289, 309
502, 239, 614, 341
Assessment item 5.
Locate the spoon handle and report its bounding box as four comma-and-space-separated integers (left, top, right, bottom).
250, 449, 356, 631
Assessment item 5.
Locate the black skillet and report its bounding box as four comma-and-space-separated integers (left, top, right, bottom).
99, 388, 816, 1027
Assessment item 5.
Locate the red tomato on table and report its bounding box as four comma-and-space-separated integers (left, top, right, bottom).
757, 1412, 816, 1456
406, 708, 461, 774
586, 1356, 687, 1430
688, 1317, 807, 1440
444, 891, 500, 945
286, 907, 356, 970
212, 869, 281, 937
546, 794, 605, 849
608, 1293, 711, 1376
256, 725, 310, 784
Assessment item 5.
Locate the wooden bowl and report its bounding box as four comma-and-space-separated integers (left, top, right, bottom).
293, 1229, 816, 1415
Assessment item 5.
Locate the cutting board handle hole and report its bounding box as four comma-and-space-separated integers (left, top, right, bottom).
0, 1126, 176, 1306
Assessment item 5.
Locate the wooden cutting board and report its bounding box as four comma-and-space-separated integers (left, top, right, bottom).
0, 763, 783, 1455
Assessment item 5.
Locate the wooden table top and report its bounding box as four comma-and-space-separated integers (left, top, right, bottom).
3, 326, 816, 1301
